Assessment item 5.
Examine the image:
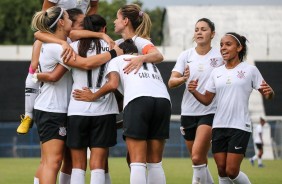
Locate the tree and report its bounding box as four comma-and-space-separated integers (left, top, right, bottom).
0, 0, 41, 44
0, 0, 164, 46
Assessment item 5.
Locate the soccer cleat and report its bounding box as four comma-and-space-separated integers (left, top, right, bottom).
17, 115, 33, 134
249, 158, 254, 166
258, 164, 264, 168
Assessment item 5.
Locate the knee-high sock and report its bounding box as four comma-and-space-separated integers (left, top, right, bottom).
147, 162, 166, 184
192, 164, 207, 184
59, 171, 71, 184
70, 168, 85, 184
219, 176, 233, 184
130, 163, 146, 184
25, 73, 39, 118
90, 169, 105, 184
105, 172, 111, 184
232, 171, 251, 184
206, 165, 214, 184
34, 177, 39, 184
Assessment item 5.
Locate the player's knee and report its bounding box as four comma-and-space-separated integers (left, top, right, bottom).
191, 154, 205, 165
226, 167, 239, 179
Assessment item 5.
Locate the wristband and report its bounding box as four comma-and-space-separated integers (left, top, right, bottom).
32, 73, 38, 83
108, 49, 117, 59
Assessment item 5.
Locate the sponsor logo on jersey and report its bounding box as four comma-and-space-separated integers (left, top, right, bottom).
237, 70, 246, 79
210, 58, 219, 67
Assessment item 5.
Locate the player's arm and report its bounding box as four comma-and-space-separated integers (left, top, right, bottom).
65, 45, 123, 70
86, 0, 99, 15
259, 80, 274, 100
42, 0, 56, 11
123, 45, 163, 74
73, 72, 120, 102
188, 79, 215, 106
33, 64, 68, 83
34, 31, 73, 61
168, 66, 190, 88
69, 30, 115, 49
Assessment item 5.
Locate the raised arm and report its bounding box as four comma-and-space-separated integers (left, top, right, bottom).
86, 1, 99, 15
69, 30, 115, 48
42, 0, 56, 11
64, 45, 123, 70
123, 46, 163, 74
73, 72, 120, 102
168, 65, 190, 88
188, 80, 215, 106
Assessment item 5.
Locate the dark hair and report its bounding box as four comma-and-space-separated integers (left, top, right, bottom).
119, 39, 138, 54
66, 8, 83, 22
226, 32, 248, 62
196, 18, 215, 32
78, 14, 107, 57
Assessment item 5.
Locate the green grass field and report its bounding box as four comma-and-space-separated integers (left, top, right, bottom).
1, 157, 281, 184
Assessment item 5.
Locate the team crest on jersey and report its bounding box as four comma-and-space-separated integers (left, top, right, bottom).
186, 60, 192, 64
59, 127, 67, 136
237, 70, 246, 79
210, 58, 218, 67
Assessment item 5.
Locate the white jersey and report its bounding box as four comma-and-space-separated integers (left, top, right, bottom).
172, 47, 224, 116
107, 55, 171, 109
48, 0, 98, 14
34, 43, 72, 113
115, 35, 154, 55
205, 62, 264, 132
68, 39, 119, 116
254, 124, 263, 143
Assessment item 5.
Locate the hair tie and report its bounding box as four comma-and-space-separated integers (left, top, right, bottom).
139, 11, 144, 17
45, 11, 48, 17
50, 8, 64, 28
226, 33, 242, 46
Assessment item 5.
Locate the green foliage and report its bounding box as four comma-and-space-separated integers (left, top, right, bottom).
0, 0, 41, 44
0, 0, 164, 45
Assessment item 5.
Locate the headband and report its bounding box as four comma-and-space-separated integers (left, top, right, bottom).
50, 8, 64, 28
226, 33, 241, 46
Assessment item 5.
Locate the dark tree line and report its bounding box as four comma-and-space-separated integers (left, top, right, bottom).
0, 0, 164, 45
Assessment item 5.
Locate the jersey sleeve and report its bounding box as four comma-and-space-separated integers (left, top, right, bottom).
172, 51, 187, 74
51, 44, 71, 71
251, 66, 264, 90
205, 69, 216, 93
106, 57, 120, 76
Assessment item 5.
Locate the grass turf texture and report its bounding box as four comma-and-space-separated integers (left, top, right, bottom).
1, 158, 282, 184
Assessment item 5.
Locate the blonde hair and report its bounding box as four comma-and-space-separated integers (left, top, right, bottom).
31, 6, 64, 34
119, 4, 152, 40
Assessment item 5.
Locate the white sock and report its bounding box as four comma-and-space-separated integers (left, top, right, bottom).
147, 162, 166, 184
232, 171, 251, 184
59, 171, 71, 184
70, 168, 85, 184
206, 165, 214, 184
105, 172, 111, 184
219, 176, 233, 184
90, 169, 105, 184
34, 177, 39, 184
252, 155, 257, 161
192, 164, 207, 184
25, 73, 39, 118
258, 158, 262, 165
130, 162, 147, 184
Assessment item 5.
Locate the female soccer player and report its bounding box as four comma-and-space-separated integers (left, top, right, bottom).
188, 32, 274, 184
168, 18, 223, 184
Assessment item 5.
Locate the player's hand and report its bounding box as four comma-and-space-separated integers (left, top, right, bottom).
123, 55, 143, 74
260, 80, 274, 99
73, 87, 95, 101
102, 34, 115, 50
61, 41, 76, 62
188, 79, 198, 93
182, 65, 190, 82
